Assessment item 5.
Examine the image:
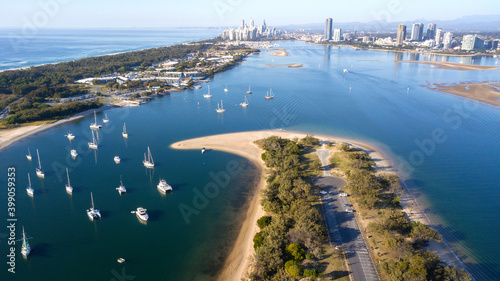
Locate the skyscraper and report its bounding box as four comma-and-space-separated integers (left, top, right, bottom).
411, 23, 423, 41
333, 28, 342, 42
462, 35, 485, 51
443, 32, 453, 49
435, 28, 443, 46
426, 23, 436, 40
250, 18, 254, 28
325, 18, 333, 41
242, 18, 245, 29
396, 24, 406, 46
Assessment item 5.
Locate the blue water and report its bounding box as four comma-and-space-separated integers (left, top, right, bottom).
1, 39, 500, 280
0, 28, 221, 71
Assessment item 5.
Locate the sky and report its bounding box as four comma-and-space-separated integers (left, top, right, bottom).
0, 0, 499, 28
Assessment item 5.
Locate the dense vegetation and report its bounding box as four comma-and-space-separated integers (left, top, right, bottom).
248, 136, 326, 280
331, 144, 471, 281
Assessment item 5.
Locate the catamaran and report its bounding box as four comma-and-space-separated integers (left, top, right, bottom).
21, 226, 31, 257
265, 88, 274, 100
157, 179, 172, 193
102, 113, 109, 123
134, 207, 149, 221
86, 192, 101, 220
26, 173, 34, 196
88, 130, 98, 149
116, 176, 126, 195
203, 85, 213, 98
246, 85, 252, 94
26, 148, 32, 161
240, 96, 249, 107
71, 149, 78, 158
65, 168, 73, 194
224, 84, 228, 92
122, 123, 128, 138
65, 131, 75, 140
114, 155, 121, 164
36, 149, 45, 178
143, 146, 154, 168
90, 111, 102, 130
216, 100, 226, 113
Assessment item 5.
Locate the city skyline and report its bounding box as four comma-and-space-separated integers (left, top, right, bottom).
1, 0, 500, 28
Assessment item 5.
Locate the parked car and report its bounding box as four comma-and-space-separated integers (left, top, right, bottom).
345, 208, 354, 213
339, 193, 348, 197
320, 190, 328, 195
343, 203, 352, 207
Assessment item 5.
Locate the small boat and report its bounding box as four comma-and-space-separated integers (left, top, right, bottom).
71, 149, 78, 158
116, 176, 126, 195
90, 111, 102, 130
21, 226, 31, 258
26, 148, 32, 161
26, 173, 34, 197
246, 85, 252, 94
201, 147, 206, 154
240, 96, 249, 107
102, 113, 109, 123
265, 89, 274, 100
216, 100, 226, 113
88, 130, 98, 149
143, 146, 154, 168
65, 168, 73, 194
86, 192, 101, 220
65, 131, 75, 140
117, 258, 126, 263
122, 123, 128, 138
203, 85, 213, 98
36, 149, 45, 178
194, 85, 202, 89
114, 156, 121, 164
134, 207, 149, 221
157, 179, 172, 193
224, 84, 228, 92
343, 69, 348, 73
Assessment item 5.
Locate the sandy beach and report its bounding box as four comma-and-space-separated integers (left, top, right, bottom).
430, 82, 500, 106
0, 105, 113, 151
397, 60, 500, 71
171, 130, 466, 280
269, 48, 288, 57
263, 64, 303, 68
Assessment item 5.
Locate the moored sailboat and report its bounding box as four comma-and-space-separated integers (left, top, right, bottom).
116, 176, 126, 195
21, 226, 31, 257
143, 146, 154, 168
65, 168, 73, 194
122, 123, 128, 138
27, 173, 34, 196
90, 111, 102, 130
203, 85, 213, 98
36, 149, 45, 178
26, 148, 32, 161
216, 100, 226, 113
86, 192, 101, 220
88, 130, 98, 149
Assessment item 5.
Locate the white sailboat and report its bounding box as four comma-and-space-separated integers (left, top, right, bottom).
265, 88, 274, 100
143, 146, 154, 168
36, 149, 45, 178
65, 168, 73, 194
116, 176, 126, 195
102, 113, 109, 123
224, 84, 228, 92
203, 85, 213, 98
86, 192, 101, 220
240, 96, 249, 107
65, 131, 75, 140
157, 179, 172, 193
88, 130, 98, 149
26, 148, 32, 161
71, 149, 78, 158
216, 100, 226, 113
26, 173, 34, 196
90, 111, 102, 130
122, 123, 128, 138
21, 226, 31, 257
246, 85, 252, 94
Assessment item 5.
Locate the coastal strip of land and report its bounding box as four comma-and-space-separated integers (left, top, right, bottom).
397, 60, 500, 71
429, 82, 500, 106
171, 130, 467, 280
263, 64, 303, 68
269, 48, 288, 56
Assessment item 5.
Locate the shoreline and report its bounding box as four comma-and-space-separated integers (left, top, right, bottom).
170, 130, 468, 280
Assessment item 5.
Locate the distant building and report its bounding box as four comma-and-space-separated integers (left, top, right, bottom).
362, 36, 370, 43
426, 23, 436, 40
411, 23, 424, 41
220, 18, 278, 41
462, 35, 485, 51
492, 40, 499, 50
333, 28, 342, 42
396, 24, 406, 46
325, 18, 333, 41
435, 28, 443, 47
443, 32, 453, 49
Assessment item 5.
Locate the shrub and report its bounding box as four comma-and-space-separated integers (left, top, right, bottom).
286, 243, 305, 261
304, 268, 319, 280
257, 216, 272, 229
284, 260, 303, 278
253, 232, 264, 250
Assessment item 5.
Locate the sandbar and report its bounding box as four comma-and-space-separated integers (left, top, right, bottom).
430, 82, 500, 106
269, 48, 288, 57
397, 60, 500, 71
263, 64, 303, 68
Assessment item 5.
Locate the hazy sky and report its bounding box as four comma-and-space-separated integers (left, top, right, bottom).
1, 0, 499, 28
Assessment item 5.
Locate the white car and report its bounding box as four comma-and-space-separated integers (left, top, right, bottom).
345, 208, 354, 213
320, 190, 328, 195
339, 193, 348, 197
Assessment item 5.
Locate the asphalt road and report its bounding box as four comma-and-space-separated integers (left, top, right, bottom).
316, 147, 379, 281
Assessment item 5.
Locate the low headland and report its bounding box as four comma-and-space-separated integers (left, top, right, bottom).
171, 130, 471, 281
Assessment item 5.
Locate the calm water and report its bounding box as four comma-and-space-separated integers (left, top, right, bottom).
0, 28, 221, 71
1, 40, 500, 280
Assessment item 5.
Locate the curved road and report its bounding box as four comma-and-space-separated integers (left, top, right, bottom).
315, 146, 379, 281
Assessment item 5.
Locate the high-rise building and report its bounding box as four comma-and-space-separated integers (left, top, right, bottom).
435, 28, 443, 46
411, 23, 424, 41
462, 35, 485, 51
426, 23, 436, 40
492, 40, 499, 50
250, 18, 254, 28
333, 28, 342, 42
443, 32, 453, 49
396, 24, 406, 46
242, 18, 245, 29
325, 18, 333, 41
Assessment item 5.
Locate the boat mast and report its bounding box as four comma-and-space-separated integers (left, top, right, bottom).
90, 192, 95, 209
148, 147, 154, 164
28, 173, 31, 187
37, 149, 42, 169
123, 123, 126, 133
66, 168, 70, 186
